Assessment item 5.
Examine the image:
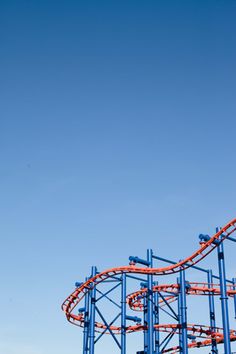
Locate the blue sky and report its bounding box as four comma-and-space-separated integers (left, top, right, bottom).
1, 1, 236, 353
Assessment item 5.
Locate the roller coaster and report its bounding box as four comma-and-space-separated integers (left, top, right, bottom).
62, 218, 236, 353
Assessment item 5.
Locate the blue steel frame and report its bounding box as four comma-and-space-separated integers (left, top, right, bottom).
178, 269, 188, 354
76, 227, 236, 354
217, 231, 231, 354
207, 270, 218, 354
153, 281, 160, 353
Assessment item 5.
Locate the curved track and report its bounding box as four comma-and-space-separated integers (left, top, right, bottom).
128, 282, 236, 311
62, 218, 236, 352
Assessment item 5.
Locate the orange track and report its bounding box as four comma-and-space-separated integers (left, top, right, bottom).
128, 282, 236, 310
62, 218, 236, 352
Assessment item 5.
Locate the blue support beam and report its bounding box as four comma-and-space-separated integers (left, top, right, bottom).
129, 256, 151, 266
83, 277, 90, 354
179, 270, 188, 354
153, 282, 160, 354
232, 278, 236, 319
177, 281, 182, 353
66, 222, 236, 354
147, 249, 154, 354
143, 287, 148, 354
89, 266, 97, 354
95, 307, 121, 348
207, 270, 218, 354
217, 231, 231, 354
160, 330, 176, 352
121, 273, 126, 354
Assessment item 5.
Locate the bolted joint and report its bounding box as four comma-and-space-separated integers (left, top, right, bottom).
75, 281, 83, 288
129, 256, 151, 267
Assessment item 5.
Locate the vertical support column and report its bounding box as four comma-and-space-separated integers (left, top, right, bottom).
89, 266, 97, 354
83, 277, 90, 354
217, 231, 231, 354
121, 273, 126, 354
179, 269, 188, 354
153, 281, 160, 354
147, 249, 154, 354
177, 278, 182, 354
207, 270, 218, 354
232, 278, 236, 320
143, 284, 148, 354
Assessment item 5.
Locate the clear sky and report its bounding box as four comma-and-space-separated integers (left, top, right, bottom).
1, 1, 236, 353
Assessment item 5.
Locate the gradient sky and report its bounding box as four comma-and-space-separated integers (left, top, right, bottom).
1, 1, 236, 353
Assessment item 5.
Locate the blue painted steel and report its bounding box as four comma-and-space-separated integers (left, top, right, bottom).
207, 270, 218, 354
217, 231, 231, 354
161, 331, 176, 352
147, 249, 154, 354
75, 281, 83, 287
129, 256, 151, 266
83, 277, 90, 354
153, 282, 160, 354
140, 281, 148, 288
177, 281, 182, 353
157, 291, 178, 321
199, 234, 211, 242
96, 284, 121, 308
121, 273, 126, 354
96, 282, 121, 301
179, 270, 188, 354
233, 278, 236, 319
142, 282, 148, 354
89, 266, 97, 354
94, 313, 120, 344
227, 236, 236, 242
95, 306, 121, 348
126, 315, 141, 323
71, 226, 236, 354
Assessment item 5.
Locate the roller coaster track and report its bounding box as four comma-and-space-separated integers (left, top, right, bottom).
62, 218, 236, 352
127, 282, 236, 311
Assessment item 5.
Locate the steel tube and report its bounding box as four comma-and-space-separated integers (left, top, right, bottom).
207, 270, 218, 354
233, 278, 236, 319
89, 266, 97, 354
154, 282, 160, 354
179, 270, 188, 354
83, 277, 90, 354
177, 278, 182, 353
121, 273, 126, 354
147, 249, 154, 354
217, 233, 231, 354
143, 289, 148, 353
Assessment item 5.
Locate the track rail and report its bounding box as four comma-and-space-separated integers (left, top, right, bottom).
62, 218, 236, 322
62, 218, 236, 352
128, 282, 236, 310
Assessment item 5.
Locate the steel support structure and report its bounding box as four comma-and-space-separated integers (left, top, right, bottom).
61, 218, 236, 354
83, 277, 90, 354
121, 273, 126, 354
147, 249, 154, 354
217, 232, 231, 354
207, 270, 218, 354
89, 266, 97, 354
143, 283, 148, 354
178, 269, 188, 354
233, 277, 236, 320
177, 278, 183, 353
153, 281, 160, 354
